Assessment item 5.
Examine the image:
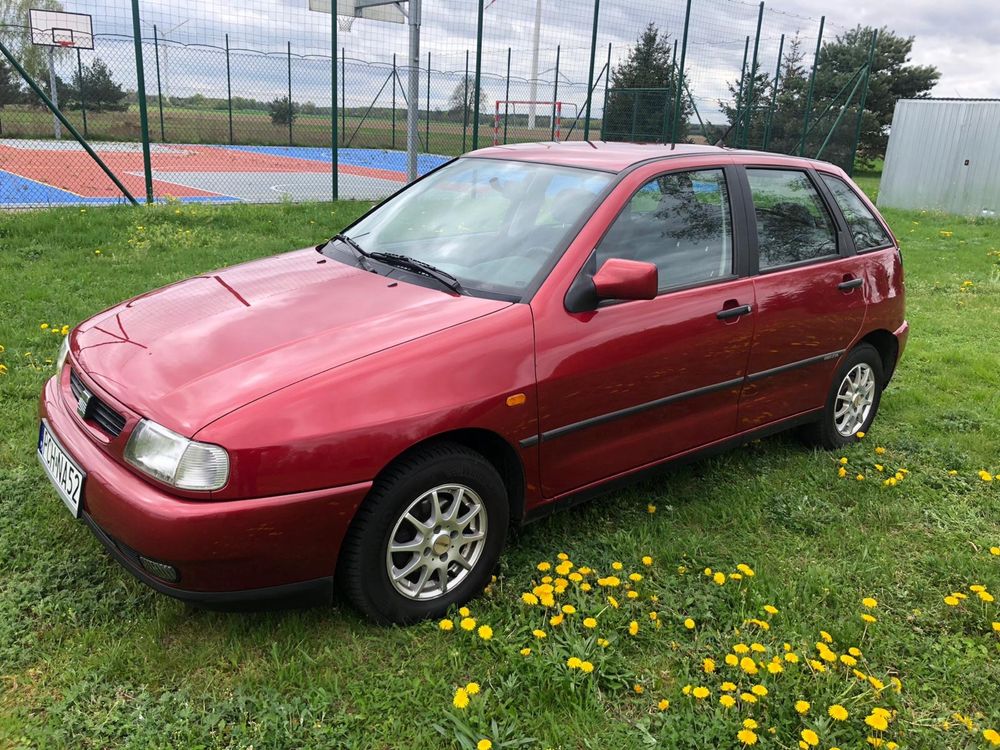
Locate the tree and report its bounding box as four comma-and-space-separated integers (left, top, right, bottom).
268, 95, 299, 126
603, 23, 692, 143
446, 75, 486, 122
811, 26, 938, 165
0, 56, 23, 107
719, 61, 772, 148
57, 58, 127, 112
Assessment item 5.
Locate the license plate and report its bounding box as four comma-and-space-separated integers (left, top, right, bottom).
37, 420, 85, 518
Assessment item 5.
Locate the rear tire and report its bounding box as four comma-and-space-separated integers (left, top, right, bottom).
801, 343, 884, 450
337, 442, 509, 625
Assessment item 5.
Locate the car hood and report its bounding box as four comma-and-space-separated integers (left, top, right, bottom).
73, 248, 511, 435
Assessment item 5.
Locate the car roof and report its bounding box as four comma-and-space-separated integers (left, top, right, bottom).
466, 140, 828, 174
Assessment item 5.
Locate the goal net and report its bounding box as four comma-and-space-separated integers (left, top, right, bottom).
493, 100, 579, 145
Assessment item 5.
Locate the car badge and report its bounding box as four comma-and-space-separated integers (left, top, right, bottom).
77, 390, 92, 419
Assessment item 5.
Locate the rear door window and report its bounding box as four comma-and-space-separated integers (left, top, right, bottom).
820, 174, 893, 251
596, 168, 733, 290
746, 169, 837, 270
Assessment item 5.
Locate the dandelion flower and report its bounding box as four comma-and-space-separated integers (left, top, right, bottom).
597, 638, 610, 648
477, 625, 493, 640
720, 694, 737, 708
991, 547, 1000, 556
764, 604, 778, 615
658, 698, 669, 710
537, 561, 551, 571
737, 728, 758, 745
829, 704, 849, 721
801, 729, 820, 747
453, 688, 470, 709
647, 504, 656, 513
567, 657, 582, 669
561, 604, 576, 615
741, 692, 758, 703
642, 556, 653, 566
460, 617, 476, 631
983, 729, 1000, 746
795, 700, 811, 715
863, 597, 878, 609
751, 684, 768, 697
865, 713, 889, 732
979, 591, 995, 603
703, 658, 716, 673
477, 740, 492, 750
628, 620, 639, 636
861, 614, 877, 624
740, 656, 758, 674
519, 647, 531, 656
633, 684, 644, 694
459, 607, 471, 617
692, 686, 710, 699
580, 661, 594, 673
750, 643, 766, 653
532, 629, 546, 639
684, 618, 695, 629
583, 617, 597, 629
608, 595, 619, 608
439, 619, 454, 631
944, 595, 960, 606
713, 571, 726, 585
856, 431, 865, 438
838, 467, 848, 478
626, 591, 639, 600
549, 613, 564, 627
736, 563, 755, 577
521, 592, 539, 605
875, 446, 886, 455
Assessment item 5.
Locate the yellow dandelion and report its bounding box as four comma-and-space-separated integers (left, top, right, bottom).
720, 694, 737, 708
519, 647, 531, 656
647, 504, 656, 513
477, 739, 492, 750
684, 618, 695, 630
741, 692, 758, 704
537, 561, 551, 571
862, 597, 878, 608
580, 660, 594, 673
460, 617, 476, 631
566, 656, 582, 670
521, 592, 539, 605
549, 613, 564, 627
703, 658, 716, 673
737, 728, 758, 745
751, 684, 768, 697
532, 629, 546, 639
764, 604, 778, 615
795, 700, 811, 715
944, 595, 960, 606
658, 698, 669, 710
628, 620, 639, 636
453, 688, 470, 709
642, 555, 653, 566
862, 614, 877, 624
692, 686, 710, 699
829, 704, 849, 721
801, 729, 820, 747
633, 684, 644, 694
477, 625, 493, 640
439, 619, 454, 631
865, 713, 889, 732
583, 617, 597, 629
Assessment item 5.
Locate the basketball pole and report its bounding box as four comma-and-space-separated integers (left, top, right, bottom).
406, 0, 421, 182
47, 47, 61, 139
527, 0, 541, 129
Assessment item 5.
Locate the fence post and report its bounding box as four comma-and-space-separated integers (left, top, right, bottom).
471, 0, 484, 149
762, 32, 784, 150
550, 45, 560, 141
392, 53, 398, 151
225, 34, 234, 145
129, 0, 154, 203
799, 15, 824, 156
286, 41, 293, 146
583, 0, 600, 140
742, 1, 764, 148
661, 38, 677, 143
669, 0, 692, 145
734, 36, 749, 147
153, 25, 165, 141
331, 6, 338, 201
503, 47, 511, 144
425, 51, 430, 153
341, 47, 346, 146
600, 42, 611, 140
0, 39, 138, 204
847, 29, 878, 175
76, 48, 88, 138
462, 50, 469, 151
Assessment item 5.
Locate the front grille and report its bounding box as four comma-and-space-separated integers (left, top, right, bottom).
69, 369, 127, 438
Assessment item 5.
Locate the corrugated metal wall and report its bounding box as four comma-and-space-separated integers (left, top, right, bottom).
878, 99, 1000, 217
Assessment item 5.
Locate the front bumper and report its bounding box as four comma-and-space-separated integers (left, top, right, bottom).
39, 373, 372, 602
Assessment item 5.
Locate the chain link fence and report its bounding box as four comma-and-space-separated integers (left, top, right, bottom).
0, 0, 874, 209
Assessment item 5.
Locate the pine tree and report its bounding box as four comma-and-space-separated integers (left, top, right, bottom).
603, 23, 692, 143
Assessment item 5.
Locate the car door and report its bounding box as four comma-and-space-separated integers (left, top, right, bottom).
531, 164, 756, 498
737, 166, 868, 431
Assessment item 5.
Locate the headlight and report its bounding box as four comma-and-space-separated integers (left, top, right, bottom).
124, 419, 229, 491
56, 335, 70, 373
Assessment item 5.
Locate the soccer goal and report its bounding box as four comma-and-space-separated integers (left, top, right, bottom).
493, 100, 579, 146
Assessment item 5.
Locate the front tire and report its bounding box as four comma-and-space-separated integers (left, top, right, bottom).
338, 442, 509, 624
802, 343, 884, 450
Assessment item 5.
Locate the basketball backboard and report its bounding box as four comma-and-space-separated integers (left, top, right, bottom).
308, 0, 406, 24
28, 9, 94, 49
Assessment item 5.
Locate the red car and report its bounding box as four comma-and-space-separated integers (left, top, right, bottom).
38, 142, 907, 623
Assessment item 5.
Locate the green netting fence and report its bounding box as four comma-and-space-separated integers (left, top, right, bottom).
0, 0, 875, 209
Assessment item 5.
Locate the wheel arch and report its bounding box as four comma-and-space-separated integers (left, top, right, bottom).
858, 329, 900, 382
370, 428, 527, 526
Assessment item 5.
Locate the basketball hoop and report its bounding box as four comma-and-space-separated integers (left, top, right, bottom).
337, 14, 355, 33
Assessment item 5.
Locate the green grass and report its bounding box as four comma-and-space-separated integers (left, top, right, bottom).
1, 194, 999, 749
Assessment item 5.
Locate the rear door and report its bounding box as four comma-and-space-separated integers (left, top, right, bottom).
737, 166, 868, 431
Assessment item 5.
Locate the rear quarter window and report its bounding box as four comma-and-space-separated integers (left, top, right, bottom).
820, 174, 893, 252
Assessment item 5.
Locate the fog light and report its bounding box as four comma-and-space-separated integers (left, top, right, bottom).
138, 555, 179, 583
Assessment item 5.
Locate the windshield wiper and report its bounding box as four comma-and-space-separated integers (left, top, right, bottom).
368, 252, 463, 293
328, 233, 372, 268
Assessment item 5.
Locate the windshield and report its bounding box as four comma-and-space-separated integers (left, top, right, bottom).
341, 158, 614, 297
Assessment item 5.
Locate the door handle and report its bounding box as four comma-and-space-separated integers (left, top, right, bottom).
838, 278, 864, 291
716, 304, 752, 320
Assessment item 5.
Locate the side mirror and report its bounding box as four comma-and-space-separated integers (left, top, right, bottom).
592, 258, 658, 302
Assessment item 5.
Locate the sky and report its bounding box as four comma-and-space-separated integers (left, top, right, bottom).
21, 0, 999, 116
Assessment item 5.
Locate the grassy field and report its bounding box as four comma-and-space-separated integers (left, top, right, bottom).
0, 104, 579, 155
0, 182, 998, 749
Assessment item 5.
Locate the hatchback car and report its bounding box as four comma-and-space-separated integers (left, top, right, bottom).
38, 142, 906, 623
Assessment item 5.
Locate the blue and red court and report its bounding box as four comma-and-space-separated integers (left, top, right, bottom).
0, 139, 450, 207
